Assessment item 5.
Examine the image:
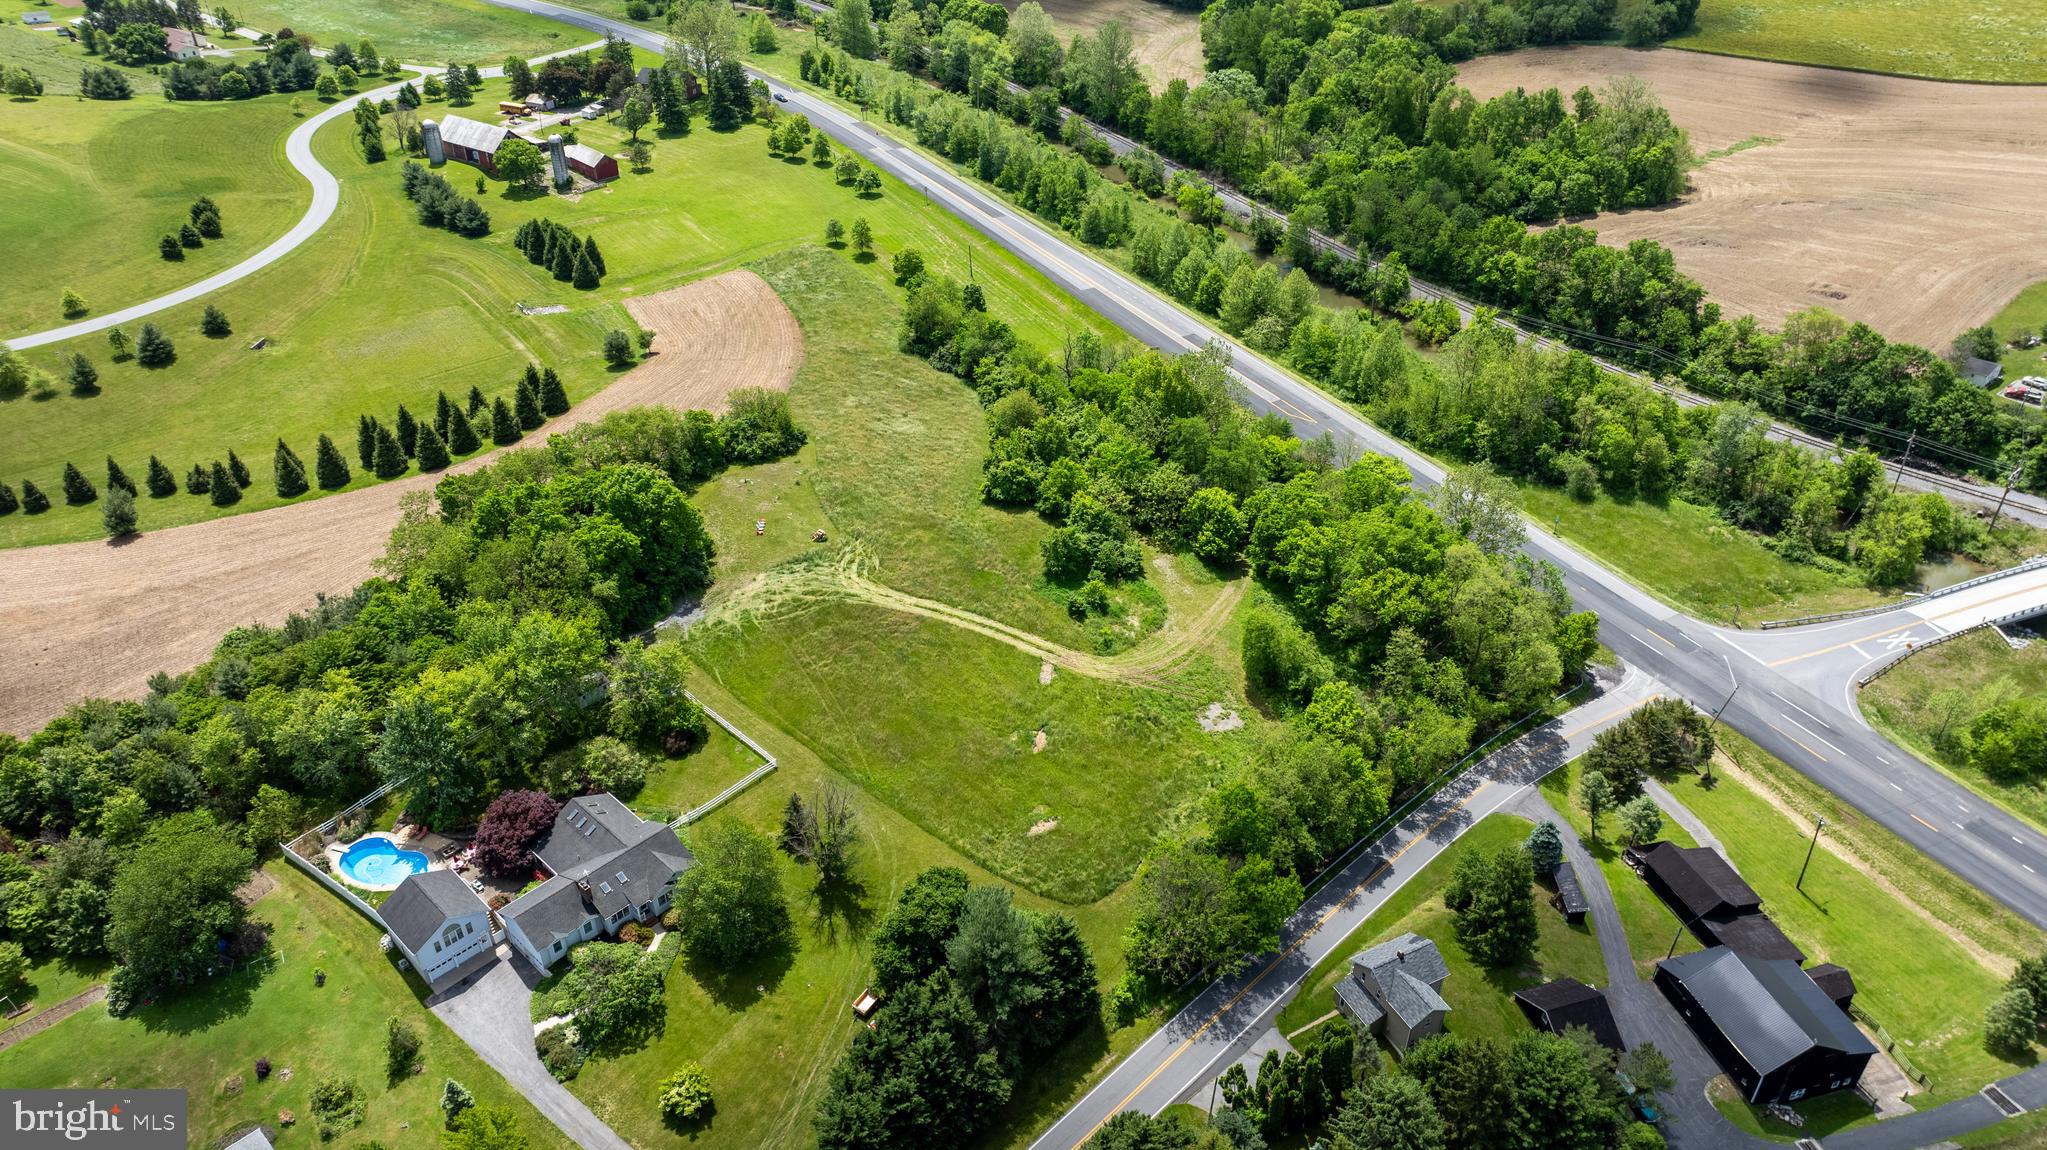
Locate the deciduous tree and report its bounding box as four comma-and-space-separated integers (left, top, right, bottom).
673, 822, 790, 967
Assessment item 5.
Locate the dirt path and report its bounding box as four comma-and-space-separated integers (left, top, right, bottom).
696, 542, 1244, 687
1453, 46, 2047, 348
0, 270, 803, 735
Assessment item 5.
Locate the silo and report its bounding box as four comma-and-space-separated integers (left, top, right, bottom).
547, 135, 569, 188
421, 119, 444, 165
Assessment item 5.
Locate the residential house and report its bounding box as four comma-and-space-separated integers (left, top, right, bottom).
1965, 356, 2005, 389
379, 868, 494, 988
1656, 946, 1875, 1106
1333, 931, 1452, 1056
163, 26, 201, 60
500, 794, 695, 971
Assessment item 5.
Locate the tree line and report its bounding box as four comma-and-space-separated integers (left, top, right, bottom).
0, 402, 804, 1010
880, 250, 1597, 1008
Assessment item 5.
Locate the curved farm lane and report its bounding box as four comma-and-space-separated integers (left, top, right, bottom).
2, 42, 602, 353
0, 270, 803, 735
697, 544, 1246, 687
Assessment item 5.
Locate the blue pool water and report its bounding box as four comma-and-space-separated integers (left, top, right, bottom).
338, 837, 429, 886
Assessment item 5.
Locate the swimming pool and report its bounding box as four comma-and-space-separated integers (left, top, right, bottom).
336, 835, 429, 889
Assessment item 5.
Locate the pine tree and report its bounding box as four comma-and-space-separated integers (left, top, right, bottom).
466, 385, 487, 416
448, 406, 482, 454
315, 434, 351, 489
553, 236, 578, 282
160, 234, 183, 261
201, 305, 231, 338
491, 396, 521, 445
358, 414, 378, 469
582, 235, 606, 277
68, 354, 99, 396
435, 391, 454, 442
539, 367, 569, 416
209, 461, 240, 506
179, 223, 203, 249
105, 457, 135, 496
515, 377, 543, 429
415, 424, 451, 472
0, 482, 15, 516
227, 449, 251, 488
513, 219, 535, 255
396, 404, 418, 457
146, 456, 176, 497
135, 324, 175, 368
373, 424, 407, 478
62, 462, 96, 505
572, 246, 600, 290
522, 363, 542, 397
275, 439, 308, 497
21, 481, 50, 514
185, 464, 211, 495
102, 486, 137, 538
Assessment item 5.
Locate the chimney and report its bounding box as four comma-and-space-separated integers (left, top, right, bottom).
421, 119, 444, 165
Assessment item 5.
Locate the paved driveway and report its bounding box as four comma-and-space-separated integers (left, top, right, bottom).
429, 948, 633, 1150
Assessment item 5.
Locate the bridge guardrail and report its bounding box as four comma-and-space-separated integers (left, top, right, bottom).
1765, 556, 2047, 630
1857, 603, 2047, 686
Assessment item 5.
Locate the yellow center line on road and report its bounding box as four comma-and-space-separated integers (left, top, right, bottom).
1764, 720, 1828, 762
1768, 574, 2047, 667
1911, 813, 1940, 833
1644, 628, 1676, 649
1061, 693, 1656, 1149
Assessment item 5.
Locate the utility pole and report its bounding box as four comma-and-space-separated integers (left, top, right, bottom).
1890, 431, 1918, 494
1796, 815, 1827, 891
1702, 683, 1737, 784
1991, 465, 2023, 531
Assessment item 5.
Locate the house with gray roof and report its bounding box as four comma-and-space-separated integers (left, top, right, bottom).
379, 867, 492, 988
1333, 931, 1451, 1056
500, 793, 696, 971
1656, 945, 1874, 1106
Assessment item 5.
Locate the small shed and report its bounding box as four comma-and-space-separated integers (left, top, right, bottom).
524, 92, 555, 111
1516, 977, 1624, 1052
564, 142, 618, 182
20, 10, 51, 25
1964, 356, 2005, 389
163, 26, 201, 60
1806, 963, 1857, 1012
1551, 860, 1589, 924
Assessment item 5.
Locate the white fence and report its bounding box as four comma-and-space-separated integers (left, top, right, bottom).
1765, 555, 2047, 629
279, 841, 384, 926
670, 693, 778, 828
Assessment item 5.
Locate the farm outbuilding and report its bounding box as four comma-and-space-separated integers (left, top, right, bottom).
423, 114, 510, 172
563, 142, 618, 182
1656, 946, 1874, 1106
20, 10, 51, 25
163, 26, 201, 60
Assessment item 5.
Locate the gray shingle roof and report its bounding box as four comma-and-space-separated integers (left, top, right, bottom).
1352, 932, 1450, 987
1382, 969, 1450, 1028
1642, 842, 1762, 921
1516, 978, 1625, 1051
379, 869, 486, 951
1706, 911, 1806, 963
1661, 947, 1874, 1075
1335, 976, 1382, 1029
433, 114, 509, 156
504, 793, 695, 951
498, 875, 593, 951
1553, 860, 1588, 914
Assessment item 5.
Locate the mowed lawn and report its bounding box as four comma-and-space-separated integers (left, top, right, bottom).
1861, 630, 2047, 834
0, 2, 160, 95
0, 92, 305, 337
565, 673, 1167, 1150
1274, 814, 1607, 1042
1516, 482, 1893, 625
0, 75, 1119, 548
0, 864, 573, 1150
1539, 761, 1702, 979
1664, 736, 2030, 1102
230, 0, 583, 64
1675, 0, 2047, 83
1993, 281, 2047, 383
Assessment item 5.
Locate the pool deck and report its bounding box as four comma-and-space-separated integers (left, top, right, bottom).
326, 830, 436, 893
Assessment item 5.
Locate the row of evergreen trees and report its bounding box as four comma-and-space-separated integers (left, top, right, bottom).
157, 196, 225, 262
1, 366, 572, 523
514, 218, 608, 289
400, 162, 491, 236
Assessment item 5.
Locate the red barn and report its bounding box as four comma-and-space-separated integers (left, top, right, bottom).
563, 142, 619, 182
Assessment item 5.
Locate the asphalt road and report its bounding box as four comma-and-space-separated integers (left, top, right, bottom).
472, 0, 2047, 1129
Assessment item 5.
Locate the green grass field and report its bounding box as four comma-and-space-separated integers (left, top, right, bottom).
1992, 281, 2047, 383
0, 1, 162, 95
0, 91, 306, 338
1516, 483, 1895, 626
0, 952, 108, 1035
229, 0, 585, 65
0, 863, 573, 1150
1665, 734, 2034, 1102
1673, 0, 2047, 83
1861, 630, 2047, 836
632, 722, 771, 823
0, 74, 1121, 548
1539, 761, 1703, 979
1273, 814, 1606, 1042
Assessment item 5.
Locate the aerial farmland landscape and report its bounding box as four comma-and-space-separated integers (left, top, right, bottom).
2, 1, 2047, 1149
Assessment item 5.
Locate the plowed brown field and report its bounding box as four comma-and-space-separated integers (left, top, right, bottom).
0, 269, 803, 734
1454, 46, 2047, 349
